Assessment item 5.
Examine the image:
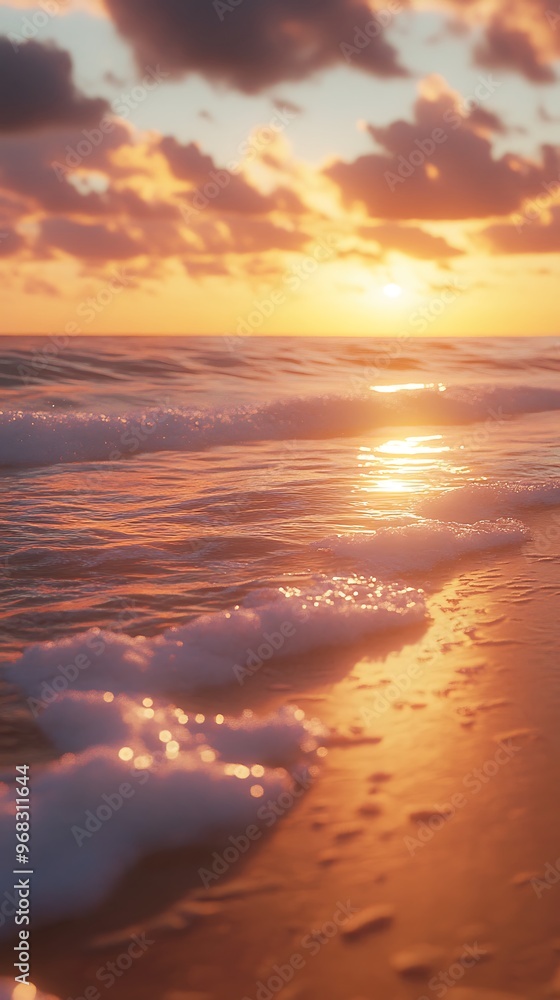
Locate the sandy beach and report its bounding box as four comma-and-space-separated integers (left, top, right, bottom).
4, 506, 557, 1000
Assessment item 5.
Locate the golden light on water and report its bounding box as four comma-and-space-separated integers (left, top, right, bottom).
371, 382, 447, 393
376, 435, 450, 456
134, 754, 153, 769
357, 433, 463, 497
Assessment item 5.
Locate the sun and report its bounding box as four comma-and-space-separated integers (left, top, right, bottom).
383, 283, 403, 299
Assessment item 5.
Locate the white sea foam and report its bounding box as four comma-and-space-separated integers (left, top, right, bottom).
0, 696, 325, 931
313, 518, 530, 574
5, 578, 425, 700
416, 482, 560, 523
35, 691, 327, 765
2, 383, 560, 467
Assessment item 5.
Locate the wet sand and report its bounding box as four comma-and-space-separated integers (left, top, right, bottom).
3, 507, 560, 1000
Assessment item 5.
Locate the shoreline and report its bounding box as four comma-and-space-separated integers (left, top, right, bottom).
1, 507, 560, 1000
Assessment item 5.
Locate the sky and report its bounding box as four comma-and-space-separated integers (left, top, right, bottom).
0, 0, 560, 336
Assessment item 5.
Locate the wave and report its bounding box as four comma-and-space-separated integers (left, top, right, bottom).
1, 571, 426, 932
313, 518, 530, 573
0, 697, 325, 930
416, 482, 560, 523
5, 577, 425, 699
2, 383, 560, 467
0, 500, 547, 935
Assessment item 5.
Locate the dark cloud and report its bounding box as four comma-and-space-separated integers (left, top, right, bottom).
326, 84, 559, 221
361, 223, 463, 258
474, 20, 556, 84
481, 206, 560, 254
467, 105, 508, 134
159, 136, 306, 216
0, 127, 179, 221
0, 39, 110, 133
103, 0, 406, 92
0, 226, 24, 256
39, 218, 146, 260
223, 216, 309, 252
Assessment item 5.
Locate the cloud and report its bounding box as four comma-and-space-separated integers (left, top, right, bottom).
326, 77, 559, 221
222, 216, 309, 253
474, 19, 556, 84
361, 222, 463, 258
0, 227, 24, 256
159, 136, 307, 216
0, 126, 180, 221
38, 217, 146, 259
0, 38, 109, 132
102, 0, 406, 92
481, 206, 560, 253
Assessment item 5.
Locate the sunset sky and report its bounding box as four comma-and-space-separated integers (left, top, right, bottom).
1, 0, 560, 336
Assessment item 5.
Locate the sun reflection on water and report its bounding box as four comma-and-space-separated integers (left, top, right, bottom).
357, 434, 465, 497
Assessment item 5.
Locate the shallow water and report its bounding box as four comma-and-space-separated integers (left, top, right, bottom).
1, 335, 559, 946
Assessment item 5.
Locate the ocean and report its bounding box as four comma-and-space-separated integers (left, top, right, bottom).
1, 335, 560, 996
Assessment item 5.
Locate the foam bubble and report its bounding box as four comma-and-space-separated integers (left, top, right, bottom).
313, 518, 530, 574
7, 578, 426, 700
416, 482, 560, 523
0, 697, 324, 931
3, 384, 560, 467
